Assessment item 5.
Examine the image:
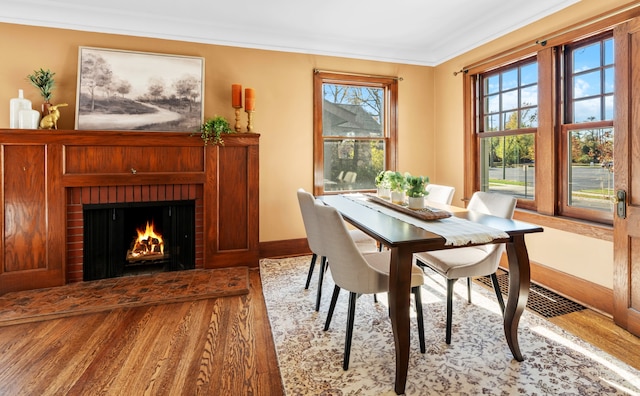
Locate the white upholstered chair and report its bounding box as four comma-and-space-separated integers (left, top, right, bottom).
297, 189, 376, 311
413, 191, 516, 344
425, 184, 455, 205
315, 201, 426, 370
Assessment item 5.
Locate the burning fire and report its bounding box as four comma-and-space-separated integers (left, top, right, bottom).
130, 221, 164, 259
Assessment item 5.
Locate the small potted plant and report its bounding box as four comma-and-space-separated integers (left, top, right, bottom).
388, 171, 407, 204
375, 170, 393, 199
405, 174, 430, 209
197, 115, 233, 145
26, 68, 56, 115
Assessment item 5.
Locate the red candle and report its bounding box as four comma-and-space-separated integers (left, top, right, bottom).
245, 88, 255, 111
232, 84, 242, 108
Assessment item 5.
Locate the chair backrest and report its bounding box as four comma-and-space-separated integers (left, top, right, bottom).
425, 184, 455, 205
344, 171, 357, 184
467, 191, 517, 219
314, 201, 388, 294
297, 189, 325, 256
467, 191, 517, 254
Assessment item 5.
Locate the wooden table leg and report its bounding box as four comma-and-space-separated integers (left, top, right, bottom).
388, 247, 412, 395
504, 234, 531, 361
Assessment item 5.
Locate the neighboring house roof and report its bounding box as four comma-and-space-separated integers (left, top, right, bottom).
322, 100, 382, 137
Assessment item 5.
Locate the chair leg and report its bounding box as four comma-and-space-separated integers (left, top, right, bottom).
490, 273, 506, 315
343, 291, 357, 370
467, 277, 472, 303
315, 256, 328, 311
446, 278, 456, 344
304, 253, 317, 289
324, 285, 341, 331
412, 286, 426, 353
373, 294, 378, 303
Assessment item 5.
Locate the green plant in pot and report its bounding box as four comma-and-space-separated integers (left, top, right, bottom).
405, 174, 430, 209
388, 171, 407, 204
375, 170, 393, 199
26, 68, 56, 114
197, 115, 233, 145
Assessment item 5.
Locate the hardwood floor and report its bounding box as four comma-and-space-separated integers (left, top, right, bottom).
0, 269, 283, 396
1, 268, 638, 395
548, 309, 640, 371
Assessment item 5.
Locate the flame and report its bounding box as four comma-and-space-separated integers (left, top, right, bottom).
131, 221, 164, 257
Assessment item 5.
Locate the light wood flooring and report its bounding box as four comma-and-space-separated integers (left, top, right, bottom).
0, 269, 283, 396
0, 268, 639, 395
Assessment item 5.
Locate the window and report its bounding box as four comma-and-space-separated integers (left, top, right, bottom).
560, 34, 615, 222
478, 59, 537, 203
467, 28, 616, 225
313, 72, 397, 195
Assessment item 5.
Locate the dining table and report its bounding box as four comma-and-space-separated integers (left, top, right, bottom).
319, 193, 544, 395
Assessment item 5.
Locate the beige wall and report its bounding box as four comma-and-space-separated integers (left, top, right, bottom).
0, 22, 435, 245
433, 0, 639, 289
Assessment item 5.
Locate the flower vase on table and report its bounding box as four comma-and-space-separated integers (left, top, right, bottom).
408, 196, 425, 209
391, 190, 406, 205
405, 174, 429, 209
377, 187, 391, 200
388, 171, 407, 204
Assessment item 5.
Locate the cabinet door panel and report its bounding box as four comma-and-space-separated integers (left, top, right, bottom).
1, 144, 64, 294
3, 145, 47, 271
219, 146, 249, 250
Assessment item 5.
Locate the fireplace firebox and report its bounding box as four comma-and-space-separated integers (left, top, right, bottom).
83, 200, 195, 281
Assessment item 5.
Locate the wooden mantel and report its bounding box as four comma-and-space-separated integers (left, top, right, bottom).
0, 129, 259, 294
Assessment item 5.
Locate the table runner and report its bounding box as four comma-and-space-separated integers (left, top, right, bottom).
343, 194, 509, 246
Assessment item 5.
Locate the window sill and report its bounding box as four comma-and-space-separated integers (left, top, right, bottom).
514, 209, 613, 242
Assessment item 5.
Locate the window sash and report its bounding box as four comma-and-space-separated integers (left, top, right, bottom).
313, 72, 397, 196
560, 32, 615, 223
477, 59, 538, 208
564, 34, 615, 124
479, 59, 539, 134
559, 121, 614, 223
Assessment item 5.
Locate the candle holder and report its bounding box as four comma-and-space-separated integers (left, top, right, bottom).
246, 110, 255, 132
233, 106, 242, 132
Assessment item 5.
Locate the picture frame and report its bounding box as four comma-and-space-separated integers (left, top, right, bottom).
75, 46, 204, 132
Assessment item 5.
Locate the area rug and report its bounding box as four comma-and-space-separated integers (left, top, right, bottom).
260, 256, 640, 395
0, 267, 248, 327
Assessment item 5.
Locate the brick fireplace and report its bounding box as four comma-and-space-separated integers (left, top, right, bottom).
66, 184, 204, 283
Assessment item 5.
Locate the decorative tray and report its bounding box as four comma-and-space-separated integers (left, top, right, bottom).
365, 194, 452, 221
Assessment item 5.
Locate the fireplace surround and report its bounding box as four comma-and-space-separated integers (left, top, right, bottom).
67, 184, 203, 283
0, 130, 259, 294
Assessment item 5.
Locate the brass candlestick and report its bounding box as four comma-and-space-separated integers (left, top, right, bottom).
246, 110, 255, 132
233, 106, 242, 132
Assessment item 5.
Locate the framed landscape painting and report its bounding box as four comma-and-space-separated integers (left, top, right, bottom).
75, 47, 204, 132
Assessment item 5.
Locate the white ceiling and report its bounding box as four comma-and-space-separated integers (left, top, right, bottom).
1, 0, 580, 66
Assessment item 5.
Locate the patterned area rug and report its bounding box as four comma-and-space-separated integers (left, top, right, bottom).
261, 256, 640, 395
0, 267, 248, 327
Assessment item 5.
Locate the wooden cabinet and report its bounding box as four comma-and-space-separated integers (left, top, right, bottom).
0, 130, 259, 294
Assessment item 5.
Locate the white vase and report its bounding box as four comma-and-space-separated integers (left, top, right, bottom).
377, 187, 391, 199
391, 191, 405, 205
9, 89, 32, 129
18, 109, 41, 129
408, 196, 425, 209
